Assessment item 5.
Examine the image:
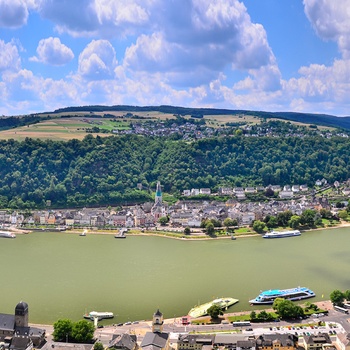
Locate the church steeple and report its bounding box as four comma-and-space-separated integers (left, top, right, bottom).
154, 181, 162, 206
152, 309, 164, 333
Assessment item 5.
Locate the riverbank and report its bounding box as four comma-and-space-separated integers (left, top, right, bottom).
56, 219, 350, 241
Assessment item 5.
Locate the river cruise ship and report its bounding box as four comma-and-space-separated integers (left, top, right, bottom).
262, 230, 301, 239
83, 311, 114, 320
249, 287, 315, 305
188, 297, 239, 318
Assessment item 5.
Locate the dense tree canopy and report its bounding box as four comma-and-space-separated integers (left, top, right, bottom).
1, 134, 350, 209
273, 298, 304, 319
53, 319, 95, 343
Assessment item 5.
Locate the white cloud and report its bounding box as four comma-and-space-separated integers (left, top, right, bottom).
124, 0, 278, 88
30, 37, 74, 65
0, 40, 21, 72
78, 40, 118, 80
0, 0, 29, 28
36, 0, 152, 37
304, 0, 350, 58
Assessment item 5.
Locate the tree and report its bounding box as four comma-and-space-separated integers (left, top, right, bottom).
338, 210, 348, 220
223, 218, 236, 229
94, 342, 104, 350
158, 216, 169, 226
53, 319, 73, 342
289, 215, 301, 229
184, 227, 191, 235
330, 290, 345, 306
273, 298, 304, 319
252, 220, 266, 234
300, 209, 317, 226
205, 222, 215, 236
344, 290, 350, 302
71, 320, 95, 343
264, 187, 275, 197
207, 304, 223, 319
249, 311, 257, 321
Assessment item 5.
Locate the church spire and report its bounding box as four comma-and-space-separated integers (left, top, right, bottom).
154, 181, 162, 206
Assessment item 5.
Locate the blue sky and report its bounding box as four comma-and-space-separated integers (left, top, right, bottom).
0, 0, 349, 116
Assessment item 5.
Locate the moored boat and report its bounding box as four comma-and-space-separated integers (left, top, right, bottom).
188, 297, 239, 318
262, 230, 301, 239
249, 287, 315, 305
83, 311, 114, 320
0, 231, 16, 238
79, 229, 87, 236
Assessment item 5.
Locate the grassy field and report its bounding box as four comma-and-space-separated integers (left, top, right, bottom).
0, 117, 131, 141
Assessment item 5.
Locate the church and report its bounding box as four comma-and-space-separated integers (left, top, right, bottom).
140, 310, 170, 350
0, 301, 46, 349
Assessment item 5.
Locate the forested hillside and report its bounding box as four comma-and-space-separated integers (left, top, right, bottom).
0, 134, 349, 209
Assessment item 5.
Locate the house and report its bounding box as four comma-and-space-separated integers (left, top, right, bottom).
300, 184, 309, 192
214, 334, 253, 349
178, 335, 214, 350
302, 333, 332, 350
342, 188, 350, 196
234, 187, 244, 194
279, 190, 294, 199
245, 187, 256, 193
241, 212, 255, 225
236, 192, 246, 200
199, 188, 211, 195
191, 189, 200, 196
315, 179, 323, 186
47, 213, 56, 225
219, 187, 233, 195
270, 185, 281, 192
108, 333, 138, 350
182, 190, 191, 196
292, 185, 300, 192
255, 334, 298, 350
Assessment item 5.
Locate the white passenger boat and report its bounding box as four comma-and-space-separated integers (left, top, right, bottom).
249, 287, 315, 304
83, 311, 114, 320
262, 230, 301, 239
0, 231, 16, 238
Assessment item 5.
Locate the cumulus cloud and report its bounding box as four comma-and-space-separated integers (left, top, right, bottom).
78, 40, 118, 80
30, 37, 74, 65
0, 40, 21, 72
304, 0, 350, 58
124, 0, 278, 88
0, 0, 30, 28
36, 0, 152, 37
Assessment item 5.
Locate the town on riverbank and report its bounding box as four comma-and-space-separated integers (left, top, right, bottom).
2, 179, 350, 240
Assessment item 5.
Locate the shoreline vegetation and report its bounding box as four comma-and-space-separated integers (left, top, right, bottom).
11, 220, 350, 240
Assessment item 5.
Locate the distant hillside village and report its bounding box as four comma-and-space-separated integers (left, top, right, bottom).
2, 178, 350, 230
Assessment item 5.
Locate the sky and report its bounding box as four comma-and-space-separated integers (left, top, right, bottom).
0, 0, 350, 116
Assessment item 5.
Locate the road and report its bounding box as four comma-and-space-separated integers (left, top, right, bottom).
94, 309, 350, 347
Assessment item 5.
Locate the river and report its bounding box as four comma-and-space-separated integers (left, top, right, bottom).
0, 227, 349, 324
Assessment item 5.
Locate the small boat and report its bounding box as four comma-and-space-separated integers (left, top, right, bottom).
83, 311, 114, 320
79, 229, 87, 236
249, 287, 315, 304
188, 297, 239, 318
0, 231, 16, 238
262, 230, 301, 239
114, 228, 127, 239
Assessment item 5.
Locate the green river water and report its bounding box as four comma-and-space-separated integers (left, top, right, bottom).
0, 227, 349, 324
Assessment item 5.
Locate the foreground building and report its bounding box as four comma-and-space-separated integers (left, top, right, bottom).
0, 301, 46, 349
